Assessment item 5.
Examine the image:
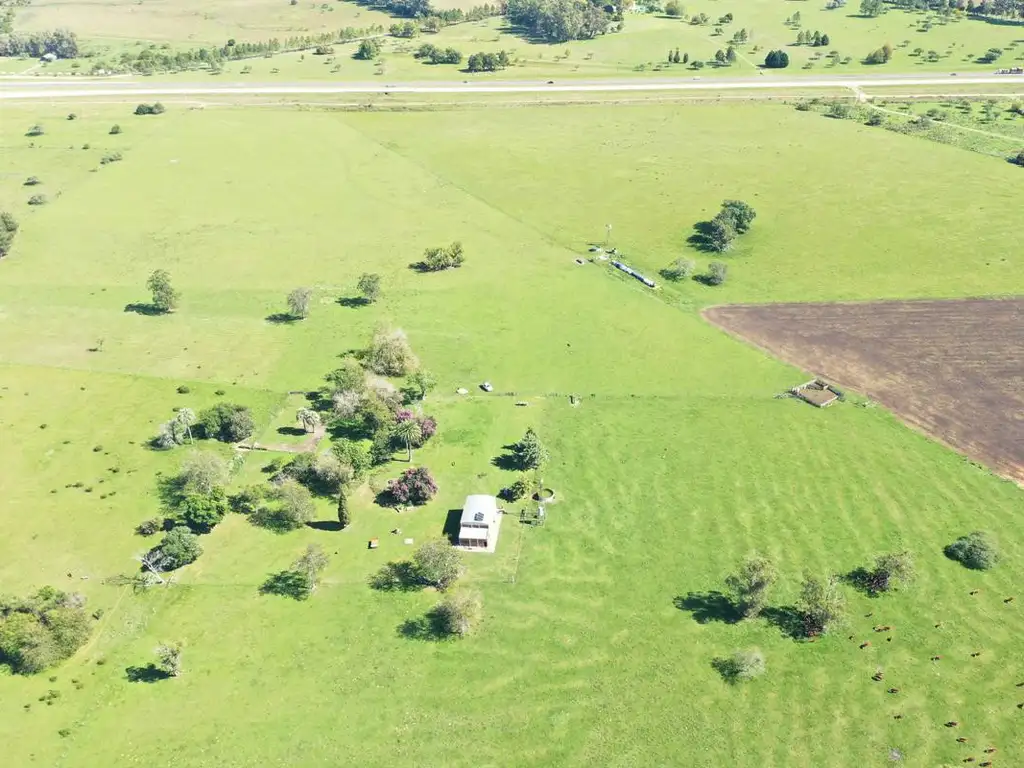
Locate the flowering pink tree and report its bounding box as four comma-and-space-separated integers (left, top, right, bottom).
386, 467, 437, 506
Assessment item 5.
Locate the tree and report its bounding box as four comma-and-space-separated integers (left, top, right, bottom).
944, 531, 998, 570
860, 0, 884, 16
662, 257, 695, 281
764, 49, 789, 69
726, 46, 737, 63
337, 488, 351, 528
386, 466, 437, 505
179, 487, 229, 532
421, 241, 466, 271
292, 544, 330, 596
434, 591, 483, 637
707, 215, 737, 252
253, 479, 316, 532
174, 408, 196, 444
146, 269, 179, 313
179, 450, 229, 496
705, 261, 728, 286
156, 526, 203, 570
0, 211, 18, 259
324, 358, 365, 394
296, 408, 321, 433
355, 39, 380, 59
412, 539, 464, 590
797, 574, 845, 636
867, 550, 915, 594
720, 200, 757, 233
332, 438, 372, 482
812, 30, 822, 46
715, 648, 766, 682
714, 49, 726, 64
197, 403, 255, 442
406, 369, 437, 400
820, 33, 830, 46
367, 326, 419, 376
0, 588, 92, 675
514, 427, 549, 471
724, 553, 777, 618
357, 273, 382, 303
665, 0, 682, 16
155, 643, 183, 676
393, 418, 423, 462
1011, 149, 1024, 168
287, 287, 312, 319
109, 124, 122, 135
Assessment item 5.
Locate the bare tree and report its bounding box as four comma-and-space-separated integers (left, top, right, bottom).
287, 287, 313, 319
155, 643, 183, 676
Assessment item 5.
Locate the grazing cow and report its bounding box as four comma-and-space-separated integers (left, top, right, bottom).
946, 721, 960, 727
860, 642, 871, 649
932, 656, 942, 661
1005, 597, 1014, 603
970, 590, 980, 595
957, 737, 968, 743
887, 688, 899, 694
971, 652, 981, 658
984, 748, 996, 753
893, 714, 903, 720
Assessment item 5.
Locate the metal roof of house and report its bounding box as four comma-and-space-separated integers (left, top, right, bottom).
458, 527, 490, 542
460, 495, 498, 526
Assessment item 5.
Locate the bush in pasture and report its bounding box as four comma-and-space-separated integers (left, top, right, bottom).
412, 539, 464, 591
262, 544, 330, 600
367, 326, 419, 376
146, 269, 179, 312
719, 200, 756, 233
355, 39, 381, 60
197, 403, 254, 442
866, 111, 884, 127
154, 526, 203, 570
24, 176, 41, 186
724, 553, 778, 618
135, 517, 164, 536
706, 216, 736, 252
466, 51, 509, 72
405, 369, 437, 401
797, 573, 845, 636
26, 124, 44, 137
286, 287, 312, 319
664, 0, 682, 16
155, 643, 183, 676
100, 152, 123, 165
27, 194, 47, 206
386, 466, 437, 506
332, 438, 372, 482
420, 241, 465, 271
715, 648, 766, 682
324, 358, 366, 395
864, 43, 893, 65
434, 591, 483, 637
944, 531, 998, 570
1010, 149, 1024, 168
763, 50, 789, 69
0, 211, 18, 258
0, 588, 93, 674
663, 258, 696, 281
705, 262, 728, 285
178, 487, 230, 532
415, 43, 462, 64
134, 102, 165, 116
514, 427, 549, 471
867, 550, 915, 594
109, 124, 122, 135
357, 272, 382, 302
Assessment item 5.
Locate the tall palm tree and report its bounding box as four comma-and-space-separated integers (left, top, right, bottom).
393, 419, 422, 463
296, 408, 320, 434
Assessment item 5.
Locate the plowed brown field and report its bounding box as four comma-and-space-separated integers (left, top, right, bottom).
704, 299, 1024, 484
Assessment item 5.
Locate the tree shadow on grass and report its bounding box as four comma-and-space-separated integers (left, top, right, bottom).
125, 664, 170, 683
842, 566, 884, 597
673, 591, 742, 624
396, 609, 449, 642
711, 656, 742, 684
123, 303, 166, 316
686, 220, 719, 253
491, 444, 522, 472
276, 426, 307, 437
369, 560, 422, 592
337, 296, 369, 308
762, 605, 807, 640
259, 569, 310, 600
306, 520, 342, 532
265, 313, 300, 324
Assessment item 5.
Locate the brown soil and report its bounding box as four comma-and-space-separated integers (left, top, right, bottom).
704, 298, 1024, 485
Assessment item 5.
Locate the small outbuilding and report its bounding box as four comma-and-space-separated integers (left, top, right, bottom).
457, 494, 502, 552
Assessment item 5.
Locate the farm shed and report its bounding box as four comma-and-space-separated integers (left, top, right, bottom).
458, 495, 502, 552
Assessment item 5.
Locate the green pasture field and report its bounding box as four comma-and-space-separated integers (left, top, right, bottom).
5, 0, 1024, 81
0, 100, 1021, 767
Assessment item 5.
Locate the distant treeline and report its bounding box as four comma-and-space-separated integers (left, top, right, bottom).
883, 0, 1024, 16
356, 0, 505, 20
0, 29, 78, 58
506, 0, 618, 43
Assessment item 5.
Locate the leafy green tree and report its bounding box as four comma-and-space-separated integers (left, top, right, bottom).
0, 588, 92, 675
197, 403, 254, 442
662, 258, 695, 281
357, 272, 382, 303
664, 0, 682, 16
707, 216, 736, 252
355, 38, 381, 59
1011, 149, 1024, 168
797, 574, 845, 636
720, 200, 757, 232
284, 544, 330, 597
287, 287, 312, 319
324, 358, 365, 394
332, 438, 372, 481
715, 648, 766, 682
514, 427, 549, 471
715, 49, 726, 64
156, 526, 203, 569
859, 0, 884, 16
367, 326, 419, 376
434, 591, 483, 636
724, 553, 778, 618
726, 46, 737, 63
155, 643, 183, 676
868, 550, 915, 593
406, 369, 437, 401
705, 261, 728, 286
146, 269, 179, 313
393, 418, 423, 462
252, 479, 315, 532
179, 487, 230, 532
945, 531, 998, 570
412, 539, 464, 591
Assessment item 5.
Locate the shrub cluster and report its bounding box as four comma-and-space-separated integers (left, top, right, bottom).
134, 102, 166, 116
466, 51, 509, 72
414, 42, 462, 64
419, 241, 465, 271
386, 466, 438, 506
0, 588, 92, 675
0, 211, 18, 259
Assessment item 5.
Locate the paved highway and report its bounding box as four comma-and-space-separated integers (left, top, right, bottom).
0, 72, 1020, 100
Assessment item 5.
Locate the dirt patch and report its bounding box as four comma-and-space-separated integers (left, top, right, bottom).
704, 299, 1024, 485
